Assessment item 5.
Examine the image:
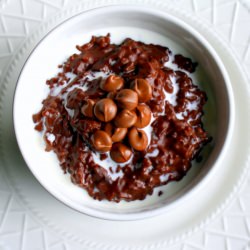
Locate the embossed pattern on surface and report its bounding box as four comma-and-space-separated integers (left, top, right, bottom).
0, 0, 250, 249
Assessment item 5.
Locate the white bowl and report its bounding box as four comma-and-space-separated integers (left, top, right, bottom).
13, 5, 234, 220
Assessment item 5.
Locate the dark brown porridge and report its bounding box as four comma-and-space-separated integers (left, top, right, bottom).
33, 34, 210, 202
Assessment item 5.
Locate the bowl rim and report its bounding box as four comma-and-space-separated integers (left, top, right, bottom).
13, 4, 235, 221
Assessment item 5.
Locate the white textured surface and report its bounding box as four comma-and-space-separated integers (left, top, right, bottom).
0, 0, 250, 249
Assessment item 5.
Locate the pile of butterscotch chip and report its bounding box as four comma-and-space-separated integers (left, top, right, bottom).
84, 74, 152, 163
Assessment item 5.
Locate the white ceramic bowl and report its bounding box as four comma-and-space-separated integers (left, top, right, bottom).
13, 5, 234, 220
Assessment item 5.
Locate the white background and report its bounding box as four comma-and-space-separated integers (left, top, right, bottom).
0, 0, 250, 249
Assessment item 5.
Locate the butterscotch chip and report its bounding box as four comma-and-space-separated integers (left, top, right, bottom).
110, 142, 132, 163
135, 104, 151, 128
100, 75, 124, 92
81, 99, 95, 117
104, 123, 127, 142
115, 89, 138, 110
91, 130, 112, 152
128, 127, 148, 151
94, 98, 117, 122
114, 109, 137, 128
131, 78, 152, 103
